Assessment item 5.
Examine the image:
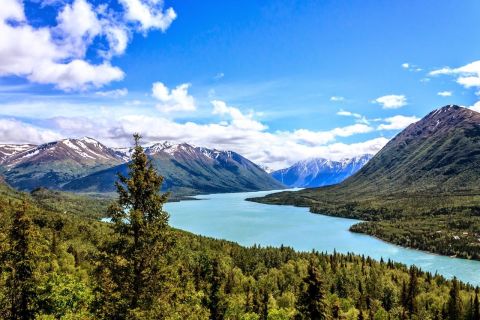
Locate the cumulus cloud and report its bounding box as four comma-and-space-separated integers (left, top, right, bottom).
0, 0, 175, 91
330, 96, 344, 102
373, 94, 407, 109
0, 118, 62, 144
377, 115, 419, 130
211, 100, 267, 131
95, 88, 128, 98
470, 101, 480, 113
437, 91, 452, 97
430, 61, 480, 89
152, 82, 196, 112
119, 0, 176, 32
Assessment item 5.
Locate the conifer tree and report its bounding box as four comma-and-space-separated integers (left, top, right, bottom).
406, 266, 418, 316
3, 201, 37, 320
296, 260, 329, 320
447, 277, 462, 320
96, 133, 173, 319
474, 289, 480, 320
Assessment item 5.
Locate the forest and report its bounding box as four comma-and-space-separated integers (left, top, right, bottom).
1, 135, 479, 320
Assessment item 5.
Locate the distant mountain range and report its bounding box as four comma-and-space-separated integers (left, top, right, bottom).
0, 138, 284, 195
271, 155, 372, 188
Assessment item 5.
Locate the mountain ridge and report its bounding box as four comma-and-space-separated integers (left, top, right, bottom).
271, 154, 373, 188
0, 137, 283, 194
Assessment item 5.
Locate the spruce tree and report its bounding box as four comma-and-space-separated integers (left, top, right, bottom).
96, 134, 173, 319
3, 201, 37, 320
406, 266, 418, 316
474, 289, 480, 320
297, 260, 329, 320
447, 277, 462, 320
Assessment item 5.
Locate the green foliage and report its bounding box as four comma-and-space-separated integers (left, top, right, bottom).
95, 134, 173, 319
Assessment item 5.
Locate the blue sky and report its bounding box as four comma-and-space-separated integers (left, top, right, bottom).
1, 0, 480, 168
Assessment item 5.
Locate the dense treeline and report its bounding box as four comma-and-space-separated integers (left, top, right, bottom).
1, 135, 479, 319
351, 214, 480, 260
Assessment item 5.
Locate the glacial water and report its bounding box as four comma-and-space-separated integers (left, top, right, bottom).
165, 189, 480, 285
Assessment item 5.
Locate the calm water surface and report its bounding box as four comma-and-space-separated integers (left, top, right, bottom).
165, 190, 480, 285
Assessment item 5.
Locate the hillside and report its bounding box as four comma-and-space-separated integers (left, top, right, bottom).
271, 154, 372, 188
0, 137, 126, 190
64, 142, 284, 194
251, 105, 480, 259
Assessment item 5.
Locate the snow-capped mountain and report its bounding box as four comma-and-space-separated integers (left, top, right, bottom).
0, 137, 284, 194
0, 137, 127, 190
65, 141, 284, 194
0, 144, 35, 163
271, 154, 373, 188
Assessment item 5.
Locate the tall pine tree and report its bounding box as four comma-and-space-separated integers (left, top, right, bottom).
296, 259, 329, 320
447, 277, 463, 320
2, 201, 38, 320
96, 134, 173, 319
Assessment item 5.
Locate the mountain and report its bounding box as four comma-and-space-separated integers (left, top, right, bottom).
0, 144, 35, 162
0, 137, 126, 190
252, 105, 480, 216
63, 141, 284, 195
336, 105, 480, 195
271, 155, 372, 188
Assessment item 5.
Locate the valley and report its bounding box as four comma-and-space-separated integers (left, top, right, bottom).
251, 105, 480, 260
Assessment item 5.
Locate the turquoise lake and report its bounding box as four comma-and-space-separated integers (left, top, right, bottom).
165, 190, 480, 285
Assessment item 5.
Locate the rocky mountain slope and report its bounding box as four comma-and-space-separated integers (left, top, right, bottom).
0, 137, 284, 194
64, 141, 284, 195
0, 137, 126, 190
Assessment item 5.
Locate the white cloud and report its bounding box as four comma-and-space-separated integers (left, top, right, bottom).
0, 118, 62, 144
430, 61, 480, 89
119, 0, 176, 32
29, 60, 124, 91
211, 100, 266, 131
437, 91, 452, 97
402, 63, 422, 72
337, 109, 361, 118
0, 0, 175, 91
373, 94, 407, 109
55, 0, 101, 57
95, 88, 128, 97
377, 115, 419, 130
470, 101, 480, 113
152, 82, 196, 112
330, 96, 344, 102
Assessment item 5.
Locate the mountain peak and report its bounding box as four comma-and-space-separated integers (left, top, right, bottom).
392, 105, 480, 145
